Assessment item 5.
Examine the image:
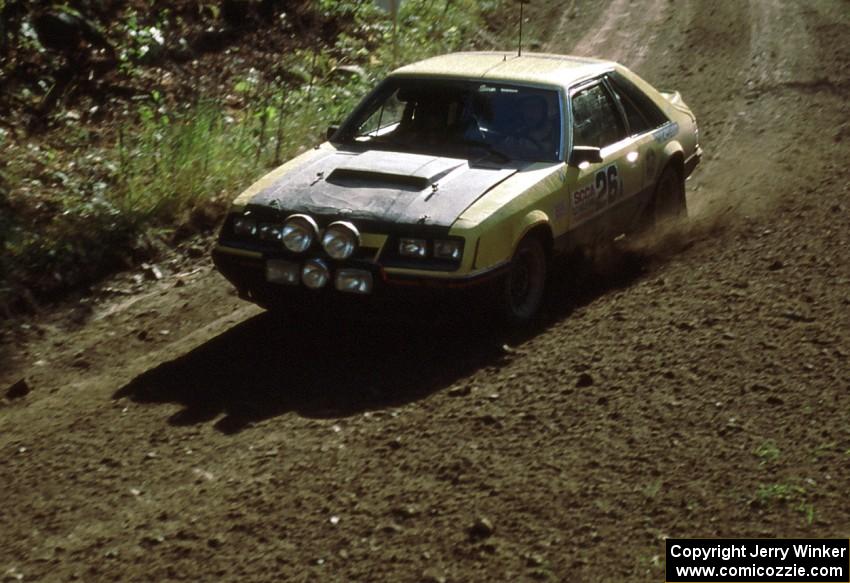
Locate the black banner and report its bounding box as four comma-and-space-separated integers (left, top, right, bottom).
666, 539, 849, 582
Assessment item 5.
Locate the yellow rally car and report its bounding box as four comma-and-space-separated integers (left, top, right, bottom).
213, 52, 701, 323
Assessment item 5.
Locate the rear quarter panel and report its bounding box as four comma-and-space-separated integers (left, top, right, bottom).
615, 65, 700, 173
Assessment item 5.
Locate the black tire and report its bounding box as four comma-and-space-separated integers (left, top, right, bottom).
652, 165, 687, 226
495, 235, 548, 326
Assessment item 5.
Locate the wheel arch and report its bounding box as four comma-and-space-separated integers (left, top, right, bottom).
514, 210, 554, 261
662, 141, 686, 180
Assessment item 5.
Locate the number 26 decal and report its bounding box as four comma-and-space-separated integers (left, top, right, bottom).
594, 164, 621, 206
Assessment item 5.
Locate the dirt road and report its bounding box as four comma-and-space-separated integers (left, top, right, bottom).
2, 1, 848, 581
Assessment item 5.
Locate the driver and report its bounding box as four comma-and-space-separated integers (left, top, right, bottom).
505, 94, 554, 158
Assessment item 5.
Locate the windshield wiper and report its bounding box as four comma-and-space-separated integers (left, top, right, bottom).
348, 135, 410, 151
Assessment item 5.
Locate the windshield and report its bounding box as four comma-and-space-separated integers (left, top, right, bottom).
337, 78, 562, 162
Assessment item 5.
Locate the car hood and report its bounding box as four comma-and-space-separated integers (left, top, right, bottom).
248, 148, 518, 228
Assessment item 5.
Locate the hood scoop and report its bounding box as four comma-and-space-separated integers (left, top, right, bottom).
327, 150, 464, 191
249, 147, 519, 228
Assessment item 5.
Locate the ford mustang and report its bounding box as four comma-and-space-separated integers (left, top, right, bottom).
213, 52, 702, 324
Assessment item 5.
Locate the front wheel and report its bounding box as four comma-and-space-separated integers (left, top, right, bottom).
495, 236, 548, 326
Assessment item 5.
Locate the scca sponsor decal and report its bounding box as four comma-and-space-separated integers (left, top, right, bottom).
571, 163, 621, 218
572, 183, 596, 208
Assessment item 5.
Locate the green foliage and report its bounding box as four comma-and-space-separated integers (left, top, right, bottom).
117, 100, 250, 222
753, 482, 817, 526
112, 70, 369, 226
1, 137, 140, 304
117, 8, 167, 71
755, 483, 804, 504
366, 0, 486, 70
642, 478, 663, 498
6, 194, 137, 285
754, 440, 781, 464
798, 502, 815, 526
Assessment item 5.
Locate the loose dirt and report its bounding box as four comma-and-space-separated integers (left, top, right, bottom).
2, 1, 848, 581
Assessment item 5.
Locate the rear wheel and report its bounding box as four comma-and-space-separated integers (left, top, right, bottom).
652, 165, 687, 226
495, 236, 547, 326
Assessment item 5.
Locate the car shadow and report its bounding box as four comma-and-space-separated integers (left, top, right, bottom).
114, 245, 653, 434
113, 302, 512, 433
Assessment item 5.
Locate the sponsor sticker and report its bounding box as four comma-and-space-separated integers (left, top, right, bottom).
570, 163, 621, 218
653, 121, 679, 143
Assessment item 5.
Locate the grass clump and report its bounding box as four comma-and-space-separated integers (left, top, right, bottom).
754, 440, 781, 464
755, 483, 804, 504
752, 481, 817, 526
116, 100, 261, 222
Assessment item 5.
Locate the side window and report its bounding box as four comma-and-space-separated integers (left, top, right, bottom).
607, 71, 669, 130
357, 89, 405, 137
571, 83, 626, 149
607, 79, 653, 136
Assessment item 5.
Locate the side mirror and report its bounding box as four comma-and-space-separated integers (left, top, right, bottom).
569, 146, 603, 166
326, 124, 340, 141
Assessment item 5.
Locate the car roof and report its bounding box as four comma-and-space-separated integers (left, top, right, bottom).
390, 51, 615, 88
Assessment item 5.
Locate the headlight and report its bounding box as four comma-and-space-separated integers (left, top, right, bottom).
399, 238, 427, 258
301, 258, 330, 289
322, 221, 359, 260
282, 214, 318, 253
233, 216, 257, 237
434, 239, 463, 261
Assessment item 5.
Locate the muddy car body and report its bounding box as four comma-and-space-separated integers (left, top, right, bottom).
213, 51, 702, 322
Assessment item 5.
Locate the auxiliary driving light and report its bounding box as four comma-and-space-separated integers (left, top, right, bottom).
265, 259, 300, 285
301, 258, 330, 289
335, 269, 373, 294
282, 214, 318, 253
322, 221, 360, 260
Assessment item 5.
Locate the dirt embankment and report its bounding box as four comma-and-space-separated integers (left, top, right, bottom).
1, 1, 849, 581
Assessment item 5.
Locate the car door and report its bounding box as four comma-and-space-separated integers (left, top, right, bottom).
604, 71, 674, 227
565, 79, 644, 245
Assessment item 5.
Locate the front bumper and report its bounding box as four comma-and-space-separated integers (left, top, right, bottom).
212, 243, 508, 308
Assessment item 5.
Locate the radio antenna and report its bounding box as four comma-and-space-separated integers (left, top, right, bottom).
517, 0, 528, 57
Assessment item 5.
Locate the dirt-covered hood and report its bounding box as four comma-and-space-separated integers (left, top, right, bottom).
248, 149, 518, 227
